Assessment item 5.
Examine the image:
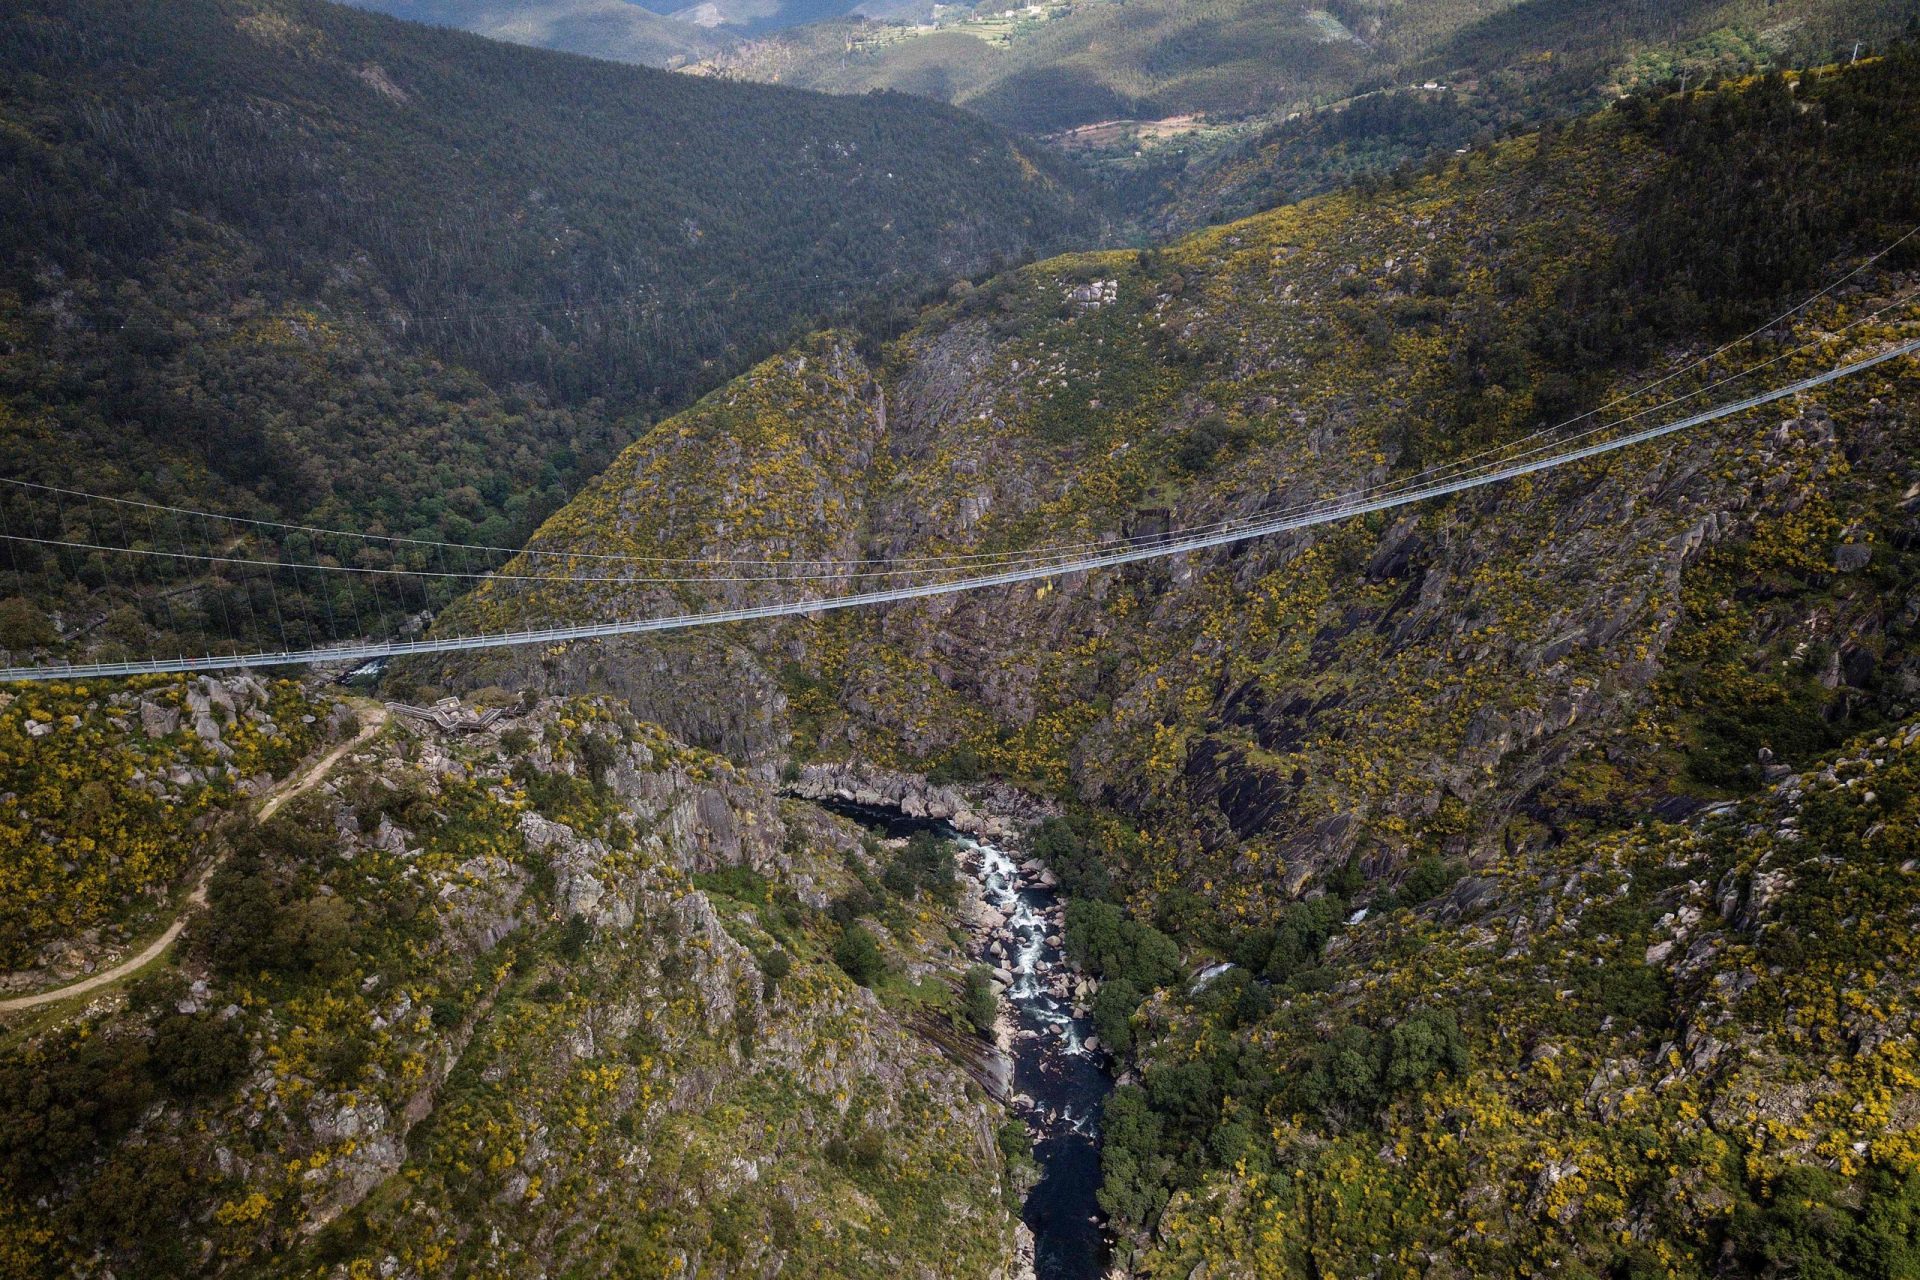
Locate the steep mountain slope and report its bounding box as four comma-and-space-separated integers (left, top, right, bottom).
0, 0, 1104, 666
408, 50, 1920, 1273
1132, 714, 1920, 1278
0, 695, 1025, 1276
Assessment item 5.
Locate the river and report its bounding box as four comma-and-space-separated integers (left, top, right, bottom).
818, 801, 1114, 1280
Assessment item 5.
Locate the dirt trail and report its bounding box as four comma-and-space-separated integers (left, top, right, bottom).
0, 702, 389, 1014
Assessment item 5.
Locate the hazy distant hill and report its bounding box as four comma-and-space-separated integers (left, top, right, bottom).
701, 0, 1913, 132
339, 0, 721, 63
341, 0, 867, 57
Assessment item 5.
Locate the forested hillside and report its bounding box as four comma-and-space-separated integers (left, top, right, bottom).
0, 0, 1104, 666
1163, 0, 1919, 229
410, 49, 1920, 1274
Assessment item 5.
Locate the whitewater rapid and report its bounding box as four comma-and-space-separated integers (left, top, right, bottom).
960, 833, 1112, 1279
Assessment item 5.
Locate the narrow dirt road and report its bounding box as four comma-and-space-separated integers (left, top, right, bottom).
0, 702, 389, 1014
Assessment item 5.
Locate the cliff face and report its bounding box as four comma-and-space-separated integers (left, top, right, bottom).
424, 54, 1920, 917
396, 55, 1920, 1276
1132, 713, 1920, 1278
0, 697, 1019, 1277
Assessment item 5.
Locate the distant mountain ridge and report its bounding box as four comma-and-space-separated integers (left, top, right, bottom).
339, 0, 720, 64
340, 0, 867, 59
695, 0, 1914, 132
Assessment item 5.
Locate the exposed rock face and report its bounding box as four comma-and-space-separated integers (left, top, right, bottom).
787, 760, 1059, 842
419, 169, 1920, 932
7, 696, 1023, 1278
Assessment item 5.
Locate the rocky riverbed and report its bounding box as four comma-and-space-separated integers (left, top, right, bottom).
962, 831, 1114, 1280
814, 792, 1114, 1280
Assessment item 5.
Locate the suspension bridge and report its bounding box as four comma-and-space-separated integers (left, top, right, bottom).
1, 289, 1916, 685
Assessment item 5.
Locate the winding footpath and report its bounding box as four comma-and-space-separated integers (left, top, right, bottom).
0, 702, 388, 1014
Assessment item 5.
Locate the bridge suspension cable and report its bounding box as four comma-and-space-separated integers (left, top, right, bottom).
6, 283, 1912, 598
3, 332, 1914, 683
12, 229, 1913, 581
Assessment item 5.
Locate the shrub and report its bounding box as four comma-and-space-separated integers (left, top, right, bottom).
997, 1117, 1033, 1168
1250, 895, 1347, 983
0, 1029, 154, 1191
1578, 959, 1671, 1030
1398, 856, 1462, 906
695, 866, 771, 907
761, 948, 792, 997
1174, 415, 1249, 473
927, 745, 984, 785
148, 1011, 249, 1097
962, 965, 998, 1037
1730, 1164, 1920, 1280
0, 597, 55, 650
834, 925, 884, 986
1031, 816, 1115, 901
828, 884, 879, 926
882, 831, 959, 903
1092, 978, 1142, 1054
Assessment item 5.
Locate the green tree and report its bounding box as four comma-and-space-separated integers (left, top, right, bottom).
1091, 978, 1142, 1055
1380, 1008, 1470, 1094
1065, 900, 1181, 988
962, 965, 998, 1038
883, 831, 959, 903
834, 925, 885, 987
148, 1011, 250, 1097
1098, 1085, 1175, 1229
0, 598, 55, 650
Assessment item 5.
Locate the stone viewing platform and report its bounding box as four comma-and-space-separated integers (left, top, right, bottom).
385, 696, 510, 734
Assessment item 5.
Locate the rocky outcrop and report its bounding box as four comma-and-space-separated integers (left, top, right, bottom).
787, 760, 1058, 843
29, 696, 1026, 1279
